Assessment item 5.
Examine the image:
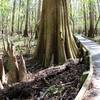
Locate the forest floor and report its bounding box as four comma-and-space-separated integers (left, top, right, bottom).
76, 35, 100, 100
0, 34, 89, 100
0, 59, 87, 100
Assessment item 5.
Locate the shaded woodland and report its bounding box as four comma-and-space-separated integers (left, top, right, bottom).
0, 0, 99, 99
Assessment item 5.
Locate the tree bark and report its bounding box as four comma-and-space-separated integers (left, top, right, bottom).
34, 0, 42, 39
33, 0, 79, 67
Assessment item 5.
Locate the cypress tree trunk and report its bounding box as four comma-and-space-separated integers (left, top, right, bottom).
33, 0, 79, 67
69, 0, 75, 34
23, 0, 29, 37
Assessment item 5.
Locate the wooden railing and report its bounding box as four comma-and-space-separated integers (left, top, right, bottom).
75, 36, 93, 100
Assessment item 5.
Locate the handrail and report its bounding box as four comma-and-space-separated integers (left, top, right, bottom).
74, 36, 93, 100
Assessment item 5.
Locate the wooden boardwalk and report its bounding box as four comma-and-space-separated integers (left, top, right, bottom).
77, 35, 100, 100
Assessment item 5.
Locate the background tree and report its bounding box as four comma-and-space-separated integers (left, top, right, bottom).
23, 0, 30, 37
82, 0, 88, 36
11, 0, 16, 35
88, 0, 95, 37
17, 0, 21, 34
94, 0, 100, 35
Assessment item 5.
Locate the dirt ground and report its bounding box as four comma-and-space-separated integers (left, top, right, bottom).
0, 59, 87, 100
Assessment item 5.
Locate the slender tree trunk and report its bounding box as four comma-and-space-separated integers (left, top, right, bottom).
1, 16, 4, 34
34, 0, 42, 39
20, 16, 24, 33
23, 0, 29, 37
88, 1, 95, 37
94, 0, 100, 35
5, 17, 8, 34
30, 10, 34, 35
37, 0, 42, 21
17, 0, 21, 34
11, 0, 16, 36
83, 1, 87, 36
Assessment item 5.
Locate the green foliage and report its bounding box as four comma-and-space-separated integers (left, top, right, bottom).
0, 0, 99, 35
0, 0, 10, 16
0, 0, 38, 33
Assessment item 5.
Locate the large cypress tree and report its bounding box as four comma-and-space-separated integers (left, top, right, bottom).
33, 0, 79, 67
